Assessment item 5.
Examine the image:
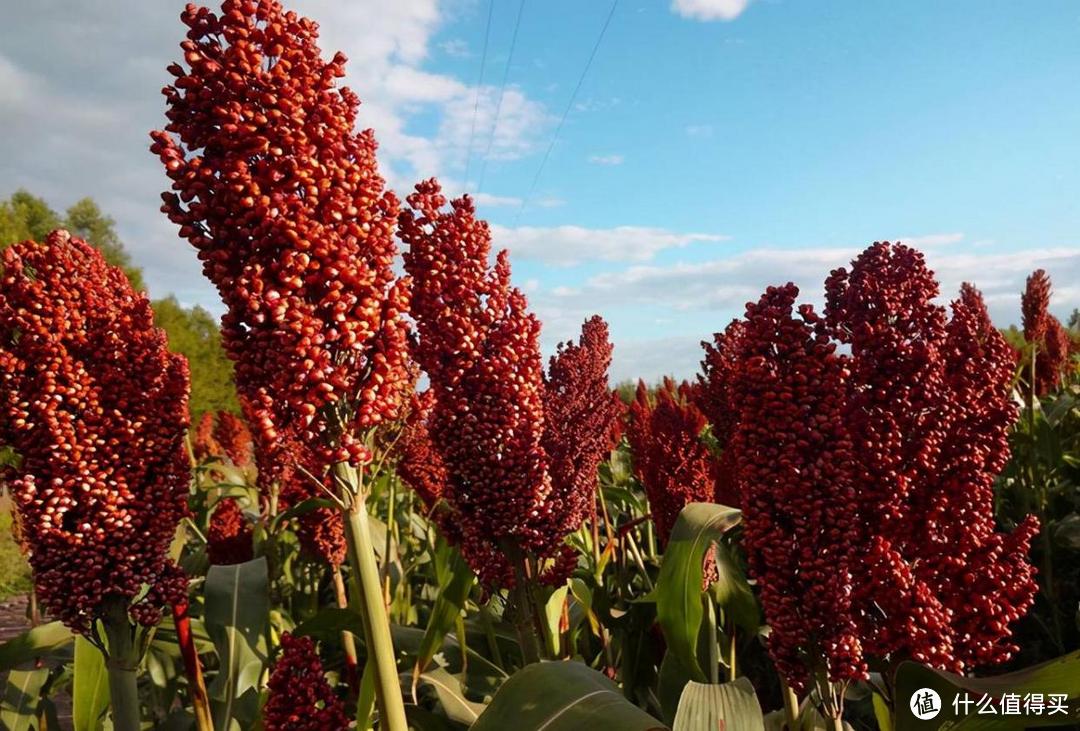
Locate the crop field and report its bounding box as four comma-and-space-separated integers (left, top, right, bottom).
1, 2, 1078, 731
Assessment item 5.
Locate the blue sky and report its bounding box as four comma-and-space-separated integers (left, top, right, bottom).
2, 0, 1078, 380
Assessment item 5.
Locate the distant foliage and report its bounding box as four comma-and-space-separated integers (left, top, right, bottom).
152, 296, 239, 416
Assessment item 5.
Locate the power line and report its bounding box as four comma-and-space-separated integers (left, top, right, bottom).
475, 0, 527, 195
513, 0, 619, 225
462, 0, 495, 189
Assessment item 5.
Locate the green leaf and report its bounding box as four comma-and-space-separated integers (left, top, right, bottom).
72, 635, 109, 731
655, 503, 742, 681
672, 678, 765, 731
415, 667, 487, 725
204, 557, 270, 731
415, 546, 475, 676
292, 607, 364, 643
0, 667, 48, 731
542, 584, 570, 658
470, 661, 668, 731
0, 621, 73, 672
895, 652, 1080, 730
709, 541, 760, 635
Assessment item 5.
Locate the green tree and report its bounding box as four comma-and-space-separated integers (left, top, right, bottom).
152, 296, 239, 416
0, 189, 62, 244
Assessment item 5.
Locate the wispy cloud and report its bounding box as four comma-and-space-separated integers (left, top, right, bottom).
588, 154, 625, 166
438, 38, 470, 57
671, 0, 753, 22
490, 224, 729, 266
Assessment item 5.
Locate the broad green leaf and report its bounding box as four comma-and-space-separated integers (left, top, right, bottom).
293, 607, 364, 643
205, 557, 269, 731
470, 661, 668, 731
72, 635, 109, 731
415, 667, 487, 725
542, 584, 570, 658
405, 705, 462, 731
415, 546, 475, 677
709, 542, 760, 635
895, 652, 1080, 730
0, 667, 48, 731
394, 625, 507, 699
673, 678, 764, 731
655, 503, 741, 681
0, 620, 73, 671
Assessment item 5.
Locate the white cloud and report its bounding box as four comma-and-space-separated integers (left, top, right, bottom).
439, 38, 470, 57
686, 124, 714, 138
588, 154, 624, 166
0, 0, 551, 308
671, 0, 753, 22
489, 224, 729, 266
473, 192, 522, 207
548, 240, 1080, 325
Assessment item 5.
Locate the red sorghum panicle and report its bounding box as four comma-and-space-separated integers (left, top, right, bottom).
931, 284, 1039, 667
207, 498, 254, 565
151, 0, 412, 479
1022, 269, 1051, 344
264, 633, 349, 731
396, 389, 447, 508
275, 433, 346, 567
400, 180, 617, 586
1020, 270, 1071, 396
626, 378, 719, 546
192, 411, 221, 462
710, 244, 1040, 687
696, 319, 745, 507
214, 412, 253, 468
0, 231, 191, 633
729, 283, 865, 691
542, 316, 623, 530
1037, 316, 1071, 396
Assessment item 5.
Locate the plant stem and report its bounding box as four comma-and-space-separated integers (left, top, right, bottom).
507, 547, 543, 665
102, 602, 141, 731
332, 565, 361, 697
1028, 349, 1066, 653
706, 597, 719, 684
780, 678, 800, 731
172, 601, 213, 731
479, 602, 505, 668
335, 461, 408, 731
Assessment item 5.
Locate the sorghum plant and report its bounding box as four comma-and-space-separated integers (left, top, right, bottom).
399, 181, 619, 659
704, 243, 1040, 724
0, 230, 191, 730
264, 633, 349, 731
151, 1, 411, 724
1021, 269, 1068, 397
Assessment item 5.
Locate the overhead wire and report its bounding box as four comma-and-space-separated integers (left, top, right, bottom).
512, 0, 619, 225
462, 0, 496, 189
474, 0, 527, 196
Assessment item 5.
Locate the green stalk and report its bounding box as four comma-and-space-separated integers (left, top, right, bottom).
705, 597, 719, 684
1029, 347, 1065, 653
780, 678, 800, 731
335, 462, 408, 731
507, 545, 543, 665
102, 602, 141, 731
